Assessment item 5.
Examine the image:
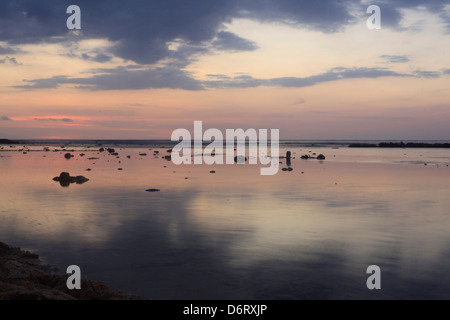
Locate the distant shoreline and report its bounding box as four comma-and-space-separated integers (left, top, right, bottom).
349, 142, 450, 148
2, 138, 450, 149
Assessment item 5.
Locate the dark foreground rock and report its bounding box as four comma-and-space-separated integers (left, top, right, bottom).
0, 242, 144, 300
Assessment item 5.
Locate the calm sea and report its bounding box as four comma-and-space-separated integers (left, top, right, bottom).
1, 140, 450, 299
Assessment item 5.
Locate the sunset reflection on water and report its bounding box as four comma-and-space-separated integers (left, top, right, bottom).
1, 145, 450, 299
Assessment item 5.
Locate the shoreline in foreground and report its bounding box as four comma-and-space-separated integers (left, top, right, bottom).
0, 241, 145, 300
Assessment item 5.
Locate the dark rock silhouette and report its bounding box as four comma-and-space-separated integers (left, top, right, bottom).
64, 153, 72, 159
317, 154, 326, 160
53, 172, 89, 187
146, 189, 160, 192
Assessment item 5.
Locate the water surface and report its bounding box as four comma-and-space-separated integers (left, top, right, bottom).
1, 143, 450, 299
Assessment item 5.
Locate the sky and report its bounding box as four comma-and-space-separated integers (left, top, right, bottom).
0, 0, 449, 140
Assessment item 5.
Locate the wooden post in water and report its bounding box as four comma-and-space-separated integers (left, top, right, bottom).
286, 151, 291, 167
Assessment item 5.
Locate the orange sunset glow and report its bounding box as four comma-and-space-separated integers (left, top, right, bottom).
0, 2, 448, 140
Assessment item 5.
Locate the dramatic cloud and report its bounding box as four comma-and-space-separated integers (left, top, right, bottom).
1, 116, 12, 121
15, 66, 430, 91
380, 55, 410, 63
1, 0, 448, 67
4, 1, 449, 92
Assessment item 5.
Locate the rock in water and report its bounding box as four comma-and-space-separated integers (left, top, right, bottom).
75, 176, 89, 184
59, 172, 71, 181
317, 154, 326, 160
64, 153, 72, 159
53, 172, 89, 186
146, 189, 160, 192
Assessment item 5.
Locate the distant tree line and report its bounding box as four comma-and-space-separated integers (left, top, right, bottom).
349, 142, 450, 148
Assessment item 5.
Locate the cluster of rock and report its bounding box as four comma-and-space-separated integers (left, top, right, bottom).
300, 154, 326, 160
52, 172, 89, 187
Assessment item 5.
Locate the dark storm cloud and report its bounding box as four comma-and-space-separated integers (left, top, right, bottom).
365, 0, 450, 29
238, 0, 355, 32
380, 55, 410, 63
4, 1, 449, 91
2, 0, 447, 66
